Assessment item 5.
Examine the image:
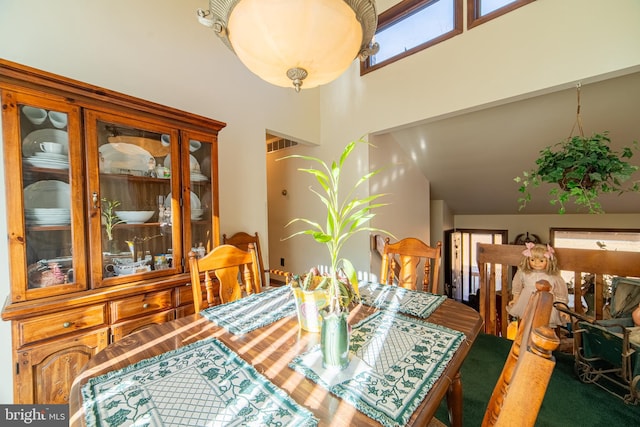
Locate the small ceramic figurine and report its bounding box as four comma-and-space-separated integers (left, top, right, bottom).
507, 243, 569, 328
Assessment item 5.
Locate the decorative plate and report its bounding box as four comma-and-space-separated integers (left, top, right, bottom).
23, 180, 71, 209
22, 129, 69, 157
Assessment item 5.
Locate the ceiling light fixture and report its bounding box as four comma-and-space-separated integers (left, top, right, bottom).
197, 0, 379, 92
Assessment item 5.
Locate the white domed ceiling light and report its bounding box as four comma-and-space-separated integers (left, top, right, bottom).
197, 0, 379, 92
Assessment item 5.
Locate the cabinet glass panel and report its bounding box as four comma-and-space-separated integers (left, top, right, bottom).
96, 120, 176, 280
19, 104, 74, 289
184, 132, 219, 259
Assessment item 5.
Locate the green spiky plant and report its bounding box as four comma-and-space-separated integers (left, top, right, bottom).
279, 138, 392, 314
515, 132, 639, 214
101, 198, 125, 241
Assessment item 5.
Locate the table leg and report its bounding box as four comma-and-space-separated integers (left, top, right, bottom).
446, 371, 463, 427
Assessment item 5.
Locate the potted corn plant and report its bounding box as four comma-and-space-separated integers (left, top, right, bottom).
280, 138, 391, 369
288, 268, 330, 333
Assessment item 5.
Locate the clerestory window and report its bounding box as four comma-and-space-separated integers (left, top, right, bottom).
361, 0, 535, 74
361, 0, 463, 75
467, 0, 536, 29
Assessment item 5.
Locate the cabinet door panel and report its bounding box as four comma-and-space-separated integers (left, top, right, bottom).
84, 109, 183, 288
15, 328, 109, 404
1, 90, 88, 302
180, 129, 220, 260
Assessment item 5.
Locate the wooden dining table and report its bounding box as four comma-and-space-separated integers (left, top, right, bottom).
69, 291, 483, 427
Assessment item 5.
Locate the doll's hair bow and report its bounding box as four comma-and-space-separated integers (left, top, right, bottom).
544, 244, 555, 260
521, 242, 535, 257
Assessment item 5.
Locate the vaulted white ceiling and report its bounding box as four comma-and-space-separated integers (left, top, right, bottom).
386, 70, 640, 215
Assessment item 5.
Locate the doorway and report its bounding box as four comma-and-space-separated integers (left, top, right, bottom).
445, 229, 507, 305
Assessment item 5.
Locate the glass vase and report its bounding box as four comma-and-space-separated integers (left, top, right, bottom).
320, 310, 350, 369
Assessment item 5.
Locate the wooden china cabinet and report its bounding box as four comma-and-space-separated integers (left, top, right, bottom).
0, 59, 225, 404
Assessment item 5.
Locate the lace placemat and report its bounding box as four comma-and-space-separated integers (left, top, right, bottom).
201, 285, 296, 334
289, 310, 465, 427
82, 337, 317, 427
359, 282, 447, 318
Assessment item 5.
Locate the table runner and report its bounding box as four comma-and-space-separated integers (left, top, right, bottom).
201, 285, 296, 334
82, 337, 317, 427
359, 282, 447, 318
289, 310, 465, 427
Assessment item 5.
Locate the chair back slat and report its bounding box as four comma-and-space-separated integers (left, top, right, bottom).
189, 243, 260, 312
223, 231, 293, 287
380, 237, 442, 293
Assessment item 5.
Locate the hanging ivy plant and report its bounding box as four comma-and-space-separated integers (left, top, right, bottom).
515, 132, 639, 213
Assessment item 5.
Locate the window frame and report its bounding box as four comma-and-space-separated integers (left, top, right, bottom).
550, 227, 640, 252
467, 0, 535, 29
361, 0, 463, 75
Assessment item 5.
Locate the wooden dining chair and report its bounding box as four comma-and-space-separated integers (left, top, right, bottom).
429, 280, 560, 427
223, 231, 292, 287
380, 237, 442, 293
188, 243, 261, 312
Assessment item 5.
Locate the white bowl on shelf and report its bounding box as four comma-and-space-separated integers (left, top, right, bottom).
48, 111, 68, 129
22, 106, 47, 125
115, 210, 154, 224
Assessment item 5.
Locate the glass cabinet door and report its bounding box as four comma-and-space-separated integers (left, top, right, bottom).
180, 130, 220, 262
84, 110, 183, 287
2, 91, 88, 302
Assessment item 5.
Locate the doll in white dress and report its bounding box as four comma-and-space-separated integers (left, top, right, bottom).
507, 243, 569, 328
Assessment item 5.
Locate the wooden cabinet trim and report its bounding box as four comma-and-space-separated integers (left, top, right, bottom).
2, 275, 191, 321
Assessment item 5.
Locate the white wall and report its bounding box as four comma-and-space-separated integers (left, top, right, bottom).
369, 133, 431, 242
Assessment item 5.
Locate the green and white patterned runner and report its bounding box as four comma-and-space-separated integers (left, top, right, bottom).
82, 338, 317, 427
201, 285, 296, 334
289, 310, 465, 427
359, 282, 447, 318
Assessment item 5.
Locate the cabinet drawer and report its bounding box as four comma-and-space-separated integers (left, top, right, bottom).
110, 290, 173, 323
16, 304, 107, 346
175, 283, 195, 307
111, 309, 175, 342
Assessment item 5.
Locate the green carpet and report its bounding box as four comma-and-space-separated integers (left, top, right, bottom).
434, 333, 640, 426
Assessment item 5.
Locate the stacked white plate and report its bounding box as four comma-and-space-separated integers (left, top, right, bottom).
165, 154, 200, 173
191, 208, 204, 220
24, 180, 70, 207
190, 172, 208, 182
25, 208, 71, 225
24, 152, 69, 169
165, 191, 201, 210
